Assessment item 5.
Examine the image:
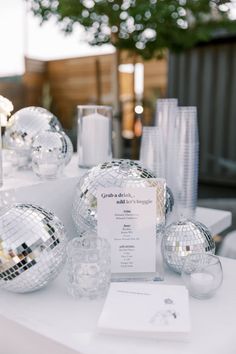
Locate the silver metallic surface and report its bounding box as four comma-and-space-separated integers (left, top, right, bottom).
162, 219, 215, 274
4, 107, 62, 167
72, 160, 167, 235
0, 203, 67, 293
31, 130, 73, 178
166, 186, 174, 215
63, 132, 74, 165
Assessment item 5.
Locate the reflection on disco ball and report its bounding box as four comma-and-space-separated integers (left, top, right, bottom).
0, 203, 67, 293
72, 160, 167, 235
4, 107, 62, 168
166, 186, 174, 216
63, 132, 74, 165
162, 219, 215, 274
31, 130, 73, 179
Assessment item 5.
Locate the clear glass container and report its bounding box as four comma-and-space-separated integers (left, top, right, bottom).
31, 130, 70, 179
77, 105, 112, 168
181, 253, 223, 299
155, 98, 178, 220
140, 126, 165, 178
66, 233, 111, 299
175, 107, 199, 219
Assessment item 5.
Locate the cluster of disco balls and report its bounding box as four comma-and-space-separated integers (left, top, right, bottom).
71, 159, 215, 276
0, 107, 73, 294
4, 106, 73, 179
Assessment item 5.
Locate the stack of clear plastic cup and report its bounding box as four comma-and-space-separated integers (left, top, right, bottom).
155, 99, 178, 169
155, 99, 179, 219
175, 107, 199, 219
139, 127, 165, 178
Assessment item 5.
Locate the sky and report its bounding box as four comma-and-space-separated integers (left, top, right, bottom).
0, 0, 113, 77
0, 0, 236, 77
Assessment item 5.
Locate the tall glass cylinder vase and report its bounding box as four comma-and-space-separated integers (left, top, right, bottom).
77, 105, 112, 169
155, 99, 178, 140
176, 107, 199, 219
139, 127, 165, 178
155, 99, 178, 220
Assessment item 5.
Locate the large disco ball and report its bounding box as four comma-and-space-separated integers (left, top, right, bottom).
0, 203, 67, 293
4, 107, 62, 168
63, 132, 74, 165
72, 160, 170, 235
162, 219, 215, 274
31, 130, 73, 179
166, 186, 174, 216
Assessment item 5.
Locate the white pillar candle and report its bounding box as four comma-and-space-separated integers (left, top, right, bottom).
190, 272, 214, 294
79, 113, 111, 167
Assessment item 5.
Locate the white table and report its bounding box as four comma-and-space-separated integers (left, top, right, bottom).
0, 256, 235, 354
0, 156, 234, 354
0, 155, 232, 238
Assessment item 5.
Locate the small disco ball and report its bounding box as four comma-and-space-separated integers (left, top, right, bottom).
4, 107, 62, 168
0, 203, 67, 293
72, 159, 171, 235
162, 219, 215, 274
31, 130, 73, 179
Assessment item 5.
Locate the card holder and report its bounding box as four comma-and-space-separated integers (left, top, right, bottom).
97, 178, 166, 281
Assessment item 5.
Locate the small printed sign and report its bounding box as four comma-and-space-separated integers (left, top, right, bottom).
97, 186, 159, 274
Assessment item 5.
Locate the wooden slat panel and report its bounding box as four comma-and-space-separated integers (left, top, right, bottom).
0, 81, 25, 112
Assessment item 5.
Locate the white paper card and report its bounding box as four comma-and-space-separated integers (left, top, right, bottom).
98, 282, 191, 339
97, 187, 157, 274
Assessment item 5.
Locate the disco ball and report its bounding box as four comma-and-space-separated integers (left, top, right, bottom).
31, 130, 73, 179
162, 219, 215, 274
4, 107, 62, 168
0, 203, 67, 293
166, 186, 174, 216
63, 132, 74, 165
72, 159, 168, 235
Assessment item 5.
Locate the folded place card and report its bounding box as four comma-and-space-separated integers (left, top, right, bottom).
97, 282, 191, 340
97, 180, 165, 281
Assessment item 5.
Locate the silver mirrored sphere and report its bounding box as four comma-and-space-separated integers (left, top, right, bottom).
0, 203, 67, 293
4, 107, 62, 168
63, 132, 74, 165
31, 130, 73, 179
162, 219, 215, 274
72, 160, 168, 235
166, 186, 174, 216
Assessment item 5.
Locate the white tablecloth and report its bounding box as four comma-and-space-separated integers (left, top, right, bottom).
0, 256, 235, 354
0, 155, 234, 354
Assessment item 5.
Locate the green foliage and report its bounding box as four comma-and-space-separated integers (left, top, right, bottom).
27, 0, 235, 59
